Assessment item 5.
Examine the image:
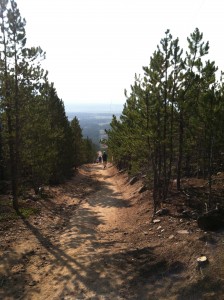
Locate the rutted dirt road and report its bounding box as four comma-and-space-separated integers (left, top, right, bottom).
46, 164, 140, 300
1, 164, 152, 300
1, 163, 224, 299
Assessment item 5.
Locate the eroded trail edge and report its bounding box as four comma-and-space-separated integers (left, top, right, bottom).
1, 164, 224, 300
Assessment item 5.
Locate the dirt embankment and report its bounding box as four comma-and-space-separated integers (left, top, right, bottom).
0, 163, 224, 299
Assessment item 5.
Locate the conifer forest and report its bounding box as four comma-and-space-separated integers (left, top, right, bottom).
0, 0, 224, 222
0, 0, 97, 211
106, 28, 224, 215
1, 1, 224, 299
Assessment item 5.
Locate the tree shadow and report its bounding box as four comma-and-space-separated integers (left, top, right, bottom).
176, 276, 224, 300
54, 246, 187, 299
87, 190, 130, 208
0, 205, 188, 300
86, 180, 131, 208
0, 207, 105, 299
0, 164, 190, 299
0, 245, 41, 298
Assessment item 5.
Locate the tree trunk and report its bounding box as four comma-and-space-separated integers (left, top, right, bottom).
177, 110, 184, 190
6, 110, 19, 211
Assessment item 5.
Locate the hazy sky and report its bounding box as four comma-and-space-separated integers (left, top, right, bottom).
16, 0, 224, 110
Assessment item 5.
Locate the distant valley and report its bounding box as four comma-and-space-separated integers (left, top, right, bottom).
65, 103, 124, 114
67, 111, 121, 147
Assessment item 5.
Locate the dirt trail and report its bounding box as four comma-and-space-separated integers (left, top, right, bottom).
1, 163, 224, 299
48, 163, 136, 300
0, 164, 150, 300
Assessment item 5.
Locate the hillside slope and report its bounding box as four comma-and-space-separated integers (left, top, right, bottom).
67, 112, 120, 146
0, 164, 224, 299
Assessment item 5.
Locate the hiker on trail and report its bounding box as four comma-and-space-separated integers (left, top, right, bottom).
102, 151, 108, 169
99, 156, 102, 163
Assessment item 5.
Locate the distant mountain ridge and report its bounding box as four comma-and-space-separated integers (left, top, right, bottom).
65, 103, 124, 114
66, 111, 121, 147
65, 103, 123, 147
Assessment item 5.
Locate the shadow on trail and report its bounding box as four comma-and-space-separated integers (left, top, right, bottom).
87, 187, 130, 209
85, 177, 130, 209
176, 276, 224, 300
0, 208, 105, 299
56, 246, 187, 300
1, 164, 208, 299
81, 164, 102, 173
0, 246, 40, 299
0, 200, 204, 299
62, 206, 106, 249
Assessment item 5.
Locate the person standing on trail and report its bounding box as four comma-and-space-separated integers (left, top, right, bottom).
102, 151, 108, 169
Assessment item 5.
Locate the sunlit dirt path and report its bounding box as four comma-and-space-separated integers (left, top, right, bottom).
2, 164, 224, 299
31, 163, 148, 300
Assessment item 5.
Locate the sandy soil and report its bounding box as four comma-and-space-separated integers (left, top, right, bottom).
0, 163, 224, 299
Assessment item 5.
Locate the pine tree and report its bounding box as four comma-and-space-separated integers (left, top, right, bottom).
107, 28, 224, 215
0, 0, 46, 208
176, 28, 209, 189
0, 0, 19, 209
70, 116, 83, 169
82, 137, 97, 164
45, 83, 74, 184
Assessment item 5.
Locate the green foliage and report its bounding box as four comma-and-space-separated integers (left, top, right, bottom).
0, 200, 40, 221
70, 116, 83, 168
82, 137, 98, 164
0, 0, 85, 215
19, 82, 74, 187
107, 28, 224, 213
